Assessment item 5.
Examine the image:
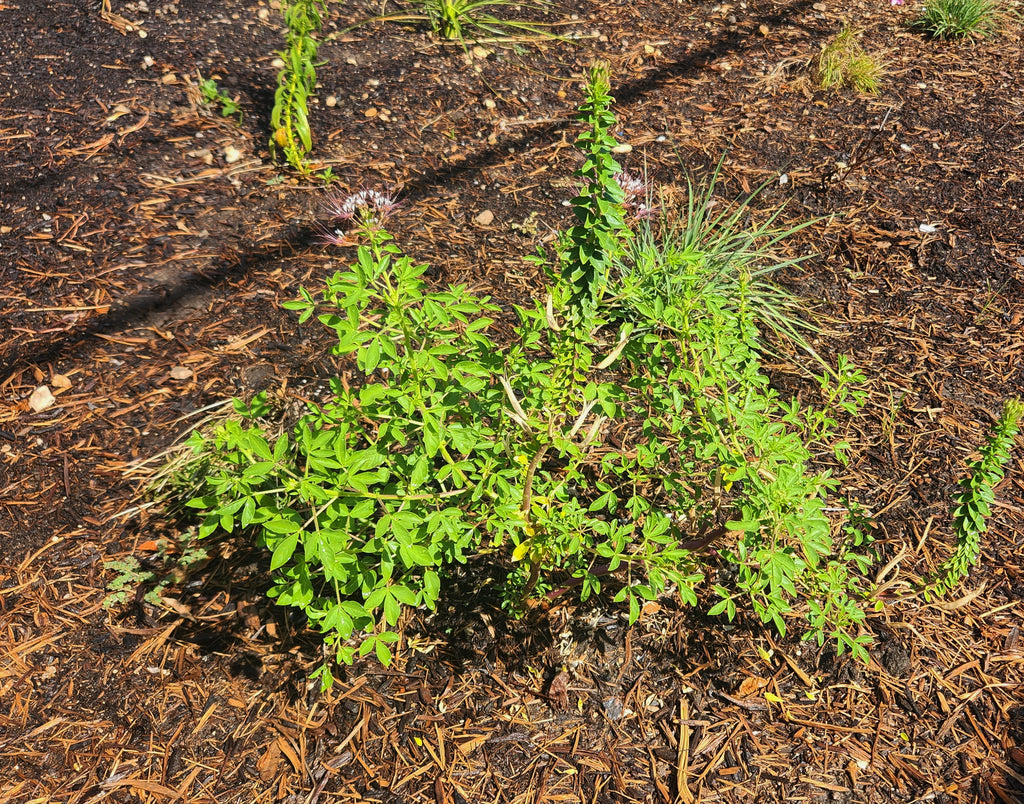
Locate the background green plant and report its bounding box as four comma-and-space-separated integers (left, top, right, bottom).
815, 26, 883, 94
925, 398, 1023, 597
270, 0, 328, 173
915, 0, 1001, 38
359, 0, 556, 42
160, 65, 878, 686
198, 74, 243, 122
103, 534, 209, 609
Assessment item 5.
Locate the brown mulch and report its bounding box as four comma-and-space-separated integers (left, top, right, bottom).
2, 0, 1024, 801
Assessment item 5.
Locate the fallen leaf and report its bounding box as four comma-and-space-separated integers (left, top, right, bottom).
548, 670, 570, 710
158, 596, 194, 618
738, 676, 769, 697
257, 740, 283, 782
29, 385, 55, 413
455, 732, 492, 756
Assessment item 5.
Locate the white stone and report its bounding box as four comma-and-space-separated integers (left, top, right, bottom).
29, 386, 55, 413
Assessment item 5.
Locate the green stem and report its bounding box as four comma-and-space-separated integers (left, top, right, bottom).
518, 442, 551, 601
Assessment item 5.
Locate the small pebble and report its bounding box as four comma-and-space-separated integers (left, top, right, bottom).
603, 697, 624, 720
29, 386, 55, 413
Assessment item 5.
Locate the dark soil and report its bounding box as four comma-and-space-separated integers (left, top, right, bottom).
2, 0, 1024, 801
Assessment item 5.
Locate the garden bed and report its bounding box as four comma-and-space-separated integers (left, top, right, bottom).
2, 0, 1023, 801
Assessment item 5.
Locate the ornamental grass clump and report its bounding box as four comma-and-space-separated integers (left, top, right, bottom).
916, 0, 1002, 38
148, 63, 878, 686
816, 26, 884, 94
354, 0, 558, 43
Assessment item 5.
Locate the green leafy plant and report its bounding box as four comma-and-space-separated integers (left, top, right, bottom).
159, 65, 877, 685
103, 534, 209, 609
915, 0, 1001, 38
925, 398, 1023, 597
556, 62, 629, 312
317, 166, 340, 185
270, 0, 328, 173
198, 74, 243, 122
815, 26, 883, 94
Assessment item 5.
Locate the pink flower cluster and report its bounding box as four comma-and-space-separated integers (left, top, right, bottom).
317, 188, 400, 246
613, 171, 659, 220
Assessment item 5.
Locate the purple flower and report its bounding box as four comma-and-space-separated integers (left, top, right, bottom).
314, 222, 358, 248
317, 187, 400, 248
890, 0, 904, 6
613, 171, 660, 220
323, 188, 400, 222
614, 171, 649, 200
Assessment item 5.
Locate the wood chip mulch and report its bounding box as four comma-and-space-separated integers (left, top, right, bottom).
2, 0, 1024, 801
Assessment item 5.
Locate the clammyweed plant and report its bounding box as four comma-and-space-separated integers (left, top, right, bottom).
815, 26, 884, 94
915, 0, 1002, 38
270, 0, 328, 173
168, 63, 877, 686
924, 398, 1023, 598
